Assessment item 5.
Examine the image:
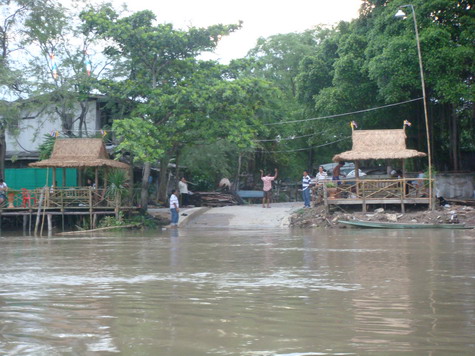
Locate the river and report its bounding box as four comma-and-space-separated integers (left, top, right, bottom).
1, 228, 475, 355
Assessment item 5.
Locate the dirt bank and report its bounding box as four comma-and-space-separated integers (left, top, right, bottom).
290, 203, 475, 228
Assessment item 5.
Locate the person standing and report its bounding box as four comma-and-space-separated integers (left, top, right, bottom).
332, 161, 345, 181
178, 177, 191, 207
315, 166, 328, 204
302, 170, 312, 208
169, 189, 180, 228
260, 168, 278, 208
0, 179, 7, 205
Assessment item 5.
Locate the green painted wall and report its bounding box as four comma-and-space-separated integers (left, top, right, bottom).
5, 168, 78, 190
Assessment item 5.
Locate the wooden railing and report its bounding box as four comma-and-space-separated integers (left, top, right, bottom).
316, 178, 432, 201
1, 187, 128, 210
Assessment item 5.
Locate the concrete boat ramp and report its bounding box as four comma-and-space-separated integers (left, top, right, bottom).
148, 202, 303, 229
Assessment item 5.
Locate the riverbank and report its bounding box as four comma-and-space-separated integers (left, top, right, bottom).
290, 203, 475, 228
148, 203, 302, 229
146, 202, 475, 230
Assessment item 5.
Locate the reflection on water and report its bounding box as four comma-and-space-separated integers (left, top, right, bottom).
1, 228, 475, 355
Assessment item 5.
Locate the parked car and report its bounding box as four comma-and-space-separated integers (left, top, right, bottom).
318, 162, 355, 177
346, 169, 367, 178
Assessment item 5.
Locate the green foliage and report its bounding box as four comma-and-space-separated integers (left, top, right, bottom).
105, 168, 129, 201
113, 118, 165, 163
98, 212, 126, 228
38, 135, 56, 159
98, 212, 158, 229
179, 140, 254, 187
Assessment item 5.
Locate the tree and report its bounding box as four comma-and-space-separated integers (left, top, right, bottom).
81, 5, 260, 209
0, 0, 50, 178
21, 0, 112, 137
364, 0, 474, 170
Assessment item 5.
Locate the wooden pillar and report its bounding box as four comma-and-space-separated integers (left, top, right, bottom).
95, 167, 99, 190
62, 168, 66, 187
362, 180, 366, 213
23, 215, 27, 233
52, 168, 57, 187
34, 188, 45, 236
355, 160, 360, 198
401, 159, 406, 213
89, 188, 93, 229
47, 214, 53, 235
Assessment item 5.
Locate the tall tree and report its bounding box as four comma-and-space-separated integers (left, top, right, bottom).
21, 0, 111, 137
0, 0, 50, 177
81, 5, 260, 209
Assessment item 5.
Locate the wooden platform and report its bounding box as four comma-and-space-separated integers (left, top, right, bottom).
319, 178, 434, 212
0, 187, 139, 232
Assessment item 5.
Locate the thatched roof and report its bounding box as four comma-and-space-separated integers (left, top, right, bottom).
29, 138, 129, 169
333, 129, 427, 162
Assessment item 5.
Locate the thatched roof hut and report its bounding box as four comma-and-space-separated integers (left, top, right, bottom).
332, 129, 426, 162
29, 138, 129, 169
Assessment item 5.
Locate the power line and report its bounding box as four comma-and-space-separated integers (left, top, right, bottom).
254, 133, 315, 142
263, 136, 351, 153
263, 97, 423, 126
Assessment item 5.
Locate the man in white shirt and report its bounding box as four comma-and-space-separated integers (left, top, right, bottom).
169, 189, 180, 228
315, 166, 328, 204
302, 170, 312, 208
178, 177, 191, 206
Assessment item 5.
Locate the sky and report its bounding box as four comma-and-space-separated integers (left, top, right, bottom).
109, 0, 363, 63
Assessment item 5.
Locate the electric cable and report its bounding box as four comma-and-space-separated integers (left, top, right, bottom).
263, 97, 422, 126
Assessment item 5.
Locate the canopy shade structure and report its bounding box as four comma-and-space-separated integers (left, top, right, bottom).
332, 129, 426, 162
29, 138, 129, 169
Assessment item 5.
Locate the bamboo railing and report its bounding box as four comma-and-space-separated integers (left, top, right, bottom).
316, 178, 434, 212
2, 187, 129, 210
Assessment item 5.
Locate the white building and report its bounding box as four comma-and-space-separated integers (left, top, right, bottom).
6, 96, 110, 164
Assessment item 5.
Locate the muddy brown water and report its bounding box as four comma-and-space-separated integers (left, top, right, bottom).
1, 228, 475, 355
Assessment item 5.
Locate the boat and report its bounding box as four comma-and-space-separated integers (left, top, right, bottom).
338, 220, 470, 229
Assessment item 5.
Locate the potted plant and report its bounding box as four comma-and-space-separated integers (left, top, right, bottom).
325, 182, 337, 199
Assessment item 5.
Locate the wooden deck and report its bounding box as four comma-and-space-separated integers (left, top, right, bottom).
0, 187, 138, 233
318, 178, 433, 212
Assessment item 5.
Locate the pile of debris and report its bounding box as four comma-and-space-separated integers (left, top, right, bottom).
190, 192, 241, 207
290, 204, 475, 228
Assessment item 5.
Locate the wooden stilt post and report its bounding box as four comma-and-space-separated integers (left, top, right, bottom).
362, 181, 367, 213
95, 167, 99, 191
355, 160, 360, 198
34, 188, 45, 236
47, 214, 53, 235
89, 188, 93, 229
29, 210, 32, 235
401, 160, 406, 213
23, 215, 27, 234
52, 168, 57, 188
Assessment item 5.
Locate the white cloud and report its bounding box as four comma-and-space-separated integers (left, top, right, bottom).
106, 0, 362, 62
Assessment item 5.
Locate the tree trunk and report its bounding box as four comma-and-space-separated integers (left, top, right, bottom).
158, 156, 170, 203
450, 106, 460, 171
447, 104, 460, 171
140, 162, 151, 211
